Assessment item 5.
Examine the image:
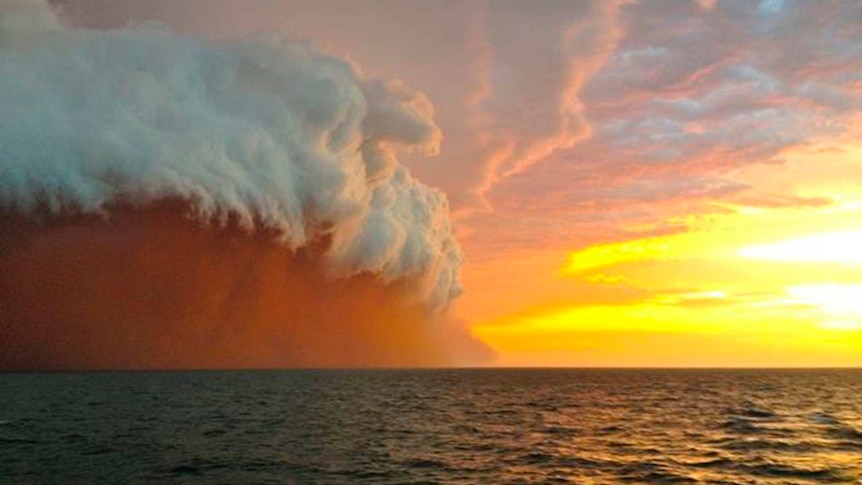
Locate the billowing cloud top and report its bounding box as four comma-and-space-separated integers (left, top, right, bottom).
0, 0, 461, 308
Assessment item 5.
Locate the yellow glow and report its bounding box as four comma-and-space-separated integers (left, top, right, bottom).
648, 290, 728, 305
562, 228, 727, 276
564, 237, 676, 274
478, 210, 862, 365
473, 290, 862, 367
468, 141, 862, 366
740, 230, 862, 264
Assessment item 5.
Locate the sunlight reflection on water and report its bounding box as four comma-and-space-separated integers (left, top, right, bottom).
2, 369, 861, 483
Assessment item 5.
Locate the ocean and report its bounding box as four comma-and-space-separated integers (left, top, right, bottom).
2, 369, 861, 484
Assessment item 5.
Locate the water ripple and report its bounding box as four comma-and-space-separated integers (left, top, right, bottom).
1, 369, 861, 483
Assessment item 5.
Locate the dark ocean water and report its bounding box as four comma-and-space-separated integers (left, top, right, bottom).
2, 369, 861, 484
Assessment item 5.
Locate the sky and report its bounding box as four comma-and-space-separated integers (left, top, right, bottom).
7, 0, 862, 367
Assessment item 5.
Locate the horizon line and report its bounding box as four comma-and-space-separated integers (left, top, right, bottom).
4, 365, 862, 374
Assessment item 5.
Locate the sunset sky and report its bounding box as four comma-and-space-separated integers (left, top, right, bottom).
7, 0, 862, 368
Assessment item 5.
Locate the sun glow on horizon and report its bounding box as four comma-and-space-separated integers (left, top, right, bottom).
453, 109, 862, 368
472, 143, 862, 366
